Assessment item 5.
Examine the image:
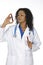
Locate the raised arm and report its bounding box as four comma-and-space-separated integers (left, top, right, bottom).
0, 13, 14, 42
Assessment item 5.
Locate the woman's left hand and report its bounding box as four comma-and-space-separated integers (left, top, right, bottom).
27, 37, 32, 49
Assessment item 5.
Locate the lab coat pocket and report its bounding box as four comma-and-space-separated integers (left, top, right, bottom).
25, 50, 33, 65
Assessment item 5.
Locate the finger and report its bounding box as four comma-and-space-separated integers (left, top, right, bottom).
9, 14, 12, 18
9, 16, 14, 23
8, 14, 14, 21
11, 14, 13, 21
9, 18, 14, 24
9, 14, 14, 22
27, 36, 29, 43
27, 37, 30, 45
9, 13, 12, 17
27, 36, 29, 41
9, 20, 14, 24
7, 13, 12, 19
6, 13, 14, 24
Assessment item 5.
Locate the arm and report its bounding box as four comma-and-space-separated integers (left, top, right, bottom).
32, 28, 41, 52
0, 13, 14, 42
26, 28, 41, 52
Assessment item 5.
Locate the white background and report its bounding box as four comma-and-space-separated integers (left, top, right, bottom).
0, 0, 43, 65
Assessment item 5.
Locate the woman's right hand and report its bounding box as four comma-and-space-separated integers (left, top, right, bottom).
1, 13, 14, 28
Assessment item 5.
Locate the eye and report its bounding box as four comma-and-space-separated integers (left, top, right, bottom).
17, 14, 23, 17
21, 15, 23, 16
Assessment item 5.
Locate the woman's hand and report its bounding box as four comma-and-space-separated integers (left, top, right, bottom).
1, 13, 14, 28
27, 37, 32, 49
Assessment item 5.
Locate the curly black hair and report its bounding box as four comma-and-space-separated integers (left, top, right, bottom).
15, 8, 33, 31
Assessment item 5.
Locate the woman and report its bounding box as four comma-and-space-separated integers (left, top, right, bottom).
0, 8, 41, 65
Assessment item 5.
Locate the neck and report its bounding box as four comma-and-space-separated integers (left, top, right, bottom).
20, 21, 27, 32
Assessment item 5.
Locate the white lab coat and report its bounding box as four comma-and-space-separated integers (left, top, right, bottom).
0, 24, 41, 65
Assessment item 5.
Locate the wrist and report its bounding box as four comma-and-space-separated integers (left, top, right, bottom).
1, 23, 7, 28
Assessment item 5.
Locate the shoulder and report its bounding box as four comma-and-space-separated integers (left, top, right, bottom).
32, 27, 39, 39
6, 24, 16, 31
33, 27, 38, 35
29, 27, 38, 38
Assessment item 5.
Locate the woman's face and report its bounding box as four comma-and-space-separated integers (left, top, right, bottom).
17, 10, 26, 23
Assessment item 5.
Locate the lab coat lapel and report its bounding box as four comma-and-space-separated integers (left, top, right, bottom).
16, 24, 21, 39
21, 26, 30, 41
21, 26, 33, 42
